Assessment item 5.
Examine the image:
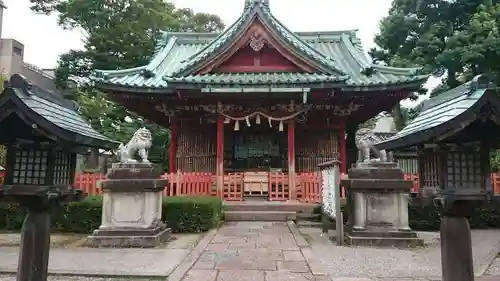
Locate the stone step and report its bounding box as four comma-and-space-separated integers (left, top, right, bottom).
225, 211, 297, 221
296, 221, 323, 228
224, 202, 318, 213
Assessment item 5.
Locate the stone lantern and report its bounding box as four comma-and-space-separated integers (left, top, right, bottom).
376, 74, 497, 281
0, 74, 116, 281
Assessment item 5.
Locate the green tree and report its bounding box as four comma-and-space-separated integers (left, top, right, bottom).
371, 0, 500, 88
30, 0, 225, 171
373, 0, 500, 167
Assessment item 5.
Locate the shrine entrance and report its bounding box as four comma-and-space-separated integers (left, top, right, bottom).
225, 123, 287, 197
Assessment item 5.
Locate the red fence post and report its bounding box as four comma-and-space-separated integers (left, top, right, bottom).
31, 171, 500, 198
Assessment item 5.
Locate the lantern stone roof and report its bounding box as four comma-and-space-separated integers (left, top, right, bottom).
376, 74, 499, 150
0, 74, 117, 149
93, 0, 428, 92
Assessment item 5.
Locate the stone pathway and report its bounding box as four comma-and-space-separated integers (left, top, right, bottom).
178, 222, 500, 281
181, 222, 324, 281
0, 223, 499, 281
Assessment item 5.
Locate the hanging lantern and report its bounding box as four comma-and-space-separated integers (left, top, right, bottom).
234, 120, 240, 131
256, 114, 261, 124
245, 116, 251, 127
279, 120, 284, 132
224, 117, 230, 124
268, 117, 272, 128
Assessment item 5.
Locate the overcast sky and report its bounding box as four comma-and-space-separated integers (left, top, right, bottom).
3, 0, 393, 68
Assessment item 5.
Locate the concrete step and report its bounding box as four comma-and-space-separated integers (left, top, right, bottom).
225, 211, 297, 221
224, 202, 318, 213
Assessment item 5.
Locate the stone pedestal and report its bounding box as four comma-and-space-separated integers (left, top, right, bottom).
85, 163, 170, 248
341, 162, 424, 247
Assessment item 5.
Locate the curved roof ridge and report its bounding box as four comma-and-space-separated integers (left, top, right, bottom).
341, 33, 423, 76
94, 65, 146, 79
340, 33, 372, 70
296, 29, 358, 37
144, 36, 178, 76
170, 11, 251, 76
264, 11, 345, 74
371, 64, 421, 75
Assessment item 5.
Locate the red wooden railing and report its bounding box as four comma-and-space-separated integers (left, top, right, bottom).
0, 172, 494, 203
163, 172, 213, 197
222, 173, 244, 201
268, 172, 288, 201
492, 173, 500, 194
297, 172, 322, 203
404, 173, 420, 193
74, 173, 106, 195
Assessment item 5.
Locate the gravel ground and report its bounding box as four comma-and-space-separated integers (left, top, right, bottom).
486, 256, 500, 275
0, 233, 86, 247
300, 227, 500, 279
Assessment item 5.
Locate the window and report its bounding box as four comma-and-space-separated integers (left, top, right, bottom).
13, 46, 23, 56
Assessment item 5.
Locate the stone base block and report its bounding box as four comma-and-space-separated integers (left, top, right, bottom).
346, 230, 424, 248
85, 226, 171, 248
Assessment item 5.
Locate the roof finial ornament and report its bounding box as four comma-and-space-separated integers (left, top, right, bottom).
244, 0, 269, 9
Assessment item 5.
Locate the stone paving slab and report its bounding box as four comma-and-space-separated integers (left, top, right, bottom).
0, 247, 188, 277
299, 227, 500, 279
0, 274, 500, 281
182, 222, 315, 281
486, 256, 500, 276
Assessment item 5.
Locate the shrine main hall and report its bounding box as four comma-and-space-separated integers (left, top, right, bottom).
93, 0, 428, 201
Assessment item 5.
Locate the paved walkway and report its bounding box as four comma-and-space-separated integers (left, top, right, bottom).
0, 223, 500, 281
181, 222, 325, 281
178, 222, 500, 281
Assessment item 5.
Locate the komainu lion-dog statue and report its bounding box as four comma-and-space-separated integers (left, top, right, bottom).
355, 128, 393, 163
117, 127, 153, 163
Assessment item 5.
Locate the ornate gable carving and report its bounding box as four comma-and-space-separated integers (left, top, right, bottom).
249, 34, 266, 52
197, 19, 317, 74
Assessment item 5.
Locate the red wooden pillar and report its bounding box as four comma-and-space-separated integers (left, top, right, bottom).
288, 120, 296, 200
216, 115, 224, 198
168, 119, 178, 173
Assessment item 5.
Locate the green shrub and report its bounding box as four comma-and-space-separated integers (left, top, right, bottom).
52, 196, 103, 233
0, 195, 223, 234
162, 196, 223, 233
336, 202, 500, 231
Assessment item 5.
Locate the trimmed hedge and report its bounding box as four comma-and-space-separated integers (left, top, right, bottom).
2, 195, 499, 233
319, 202, 500, 231
0, 196, 223, 234
163, 196, 223, 233
408, 203, 500, 231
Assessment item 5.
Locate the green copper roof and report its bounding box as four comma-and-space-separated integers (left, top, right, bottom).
376, 75, 498, 150
94, 1, 428, 91
2, 74, 117, 149
165, 72, 347, 87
